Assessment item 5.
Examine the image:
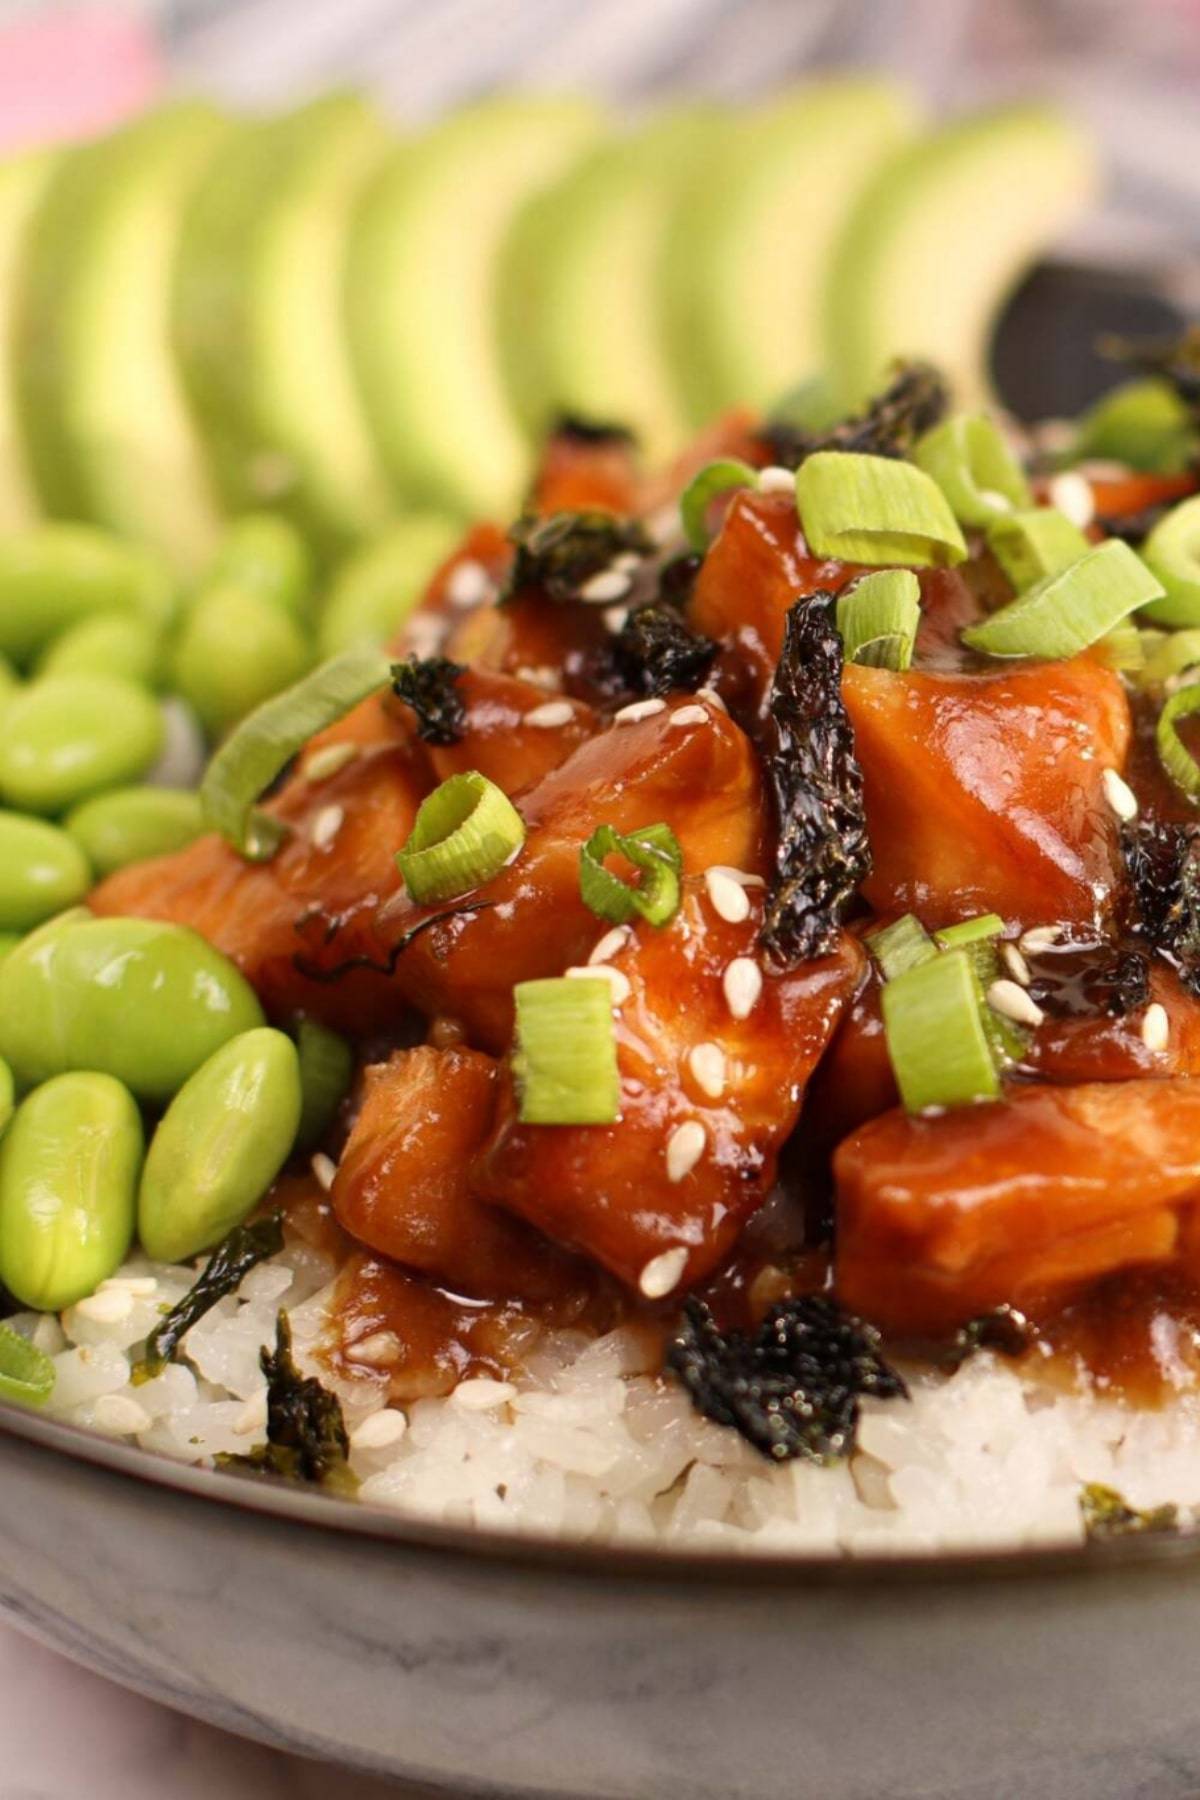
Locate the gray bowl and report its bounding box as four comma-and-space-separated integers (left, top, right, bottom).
2, 1399, 1199, 1800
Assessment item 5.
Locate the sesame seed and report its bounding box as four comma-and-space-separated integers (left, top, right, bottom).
646, 502, 681, 545
405, 615, 444, 660
311, 1152, 337, 1192
233, 1393, 268, 1437
688, 1042, 727, 1099
666, 1120, 707, 1184
566, 964, 631, 1005
1102, 767, 1138, 823
978, 488, 1013, 513
1141, 1002, 1170, 1053
987, 979, 1045, 1028
514, 664, 560, 689
612, 551, 644, 574
524, 699, 574, 729
311, 804, 344, 851
756, 465, 796, 495
303, 742, 358, 784
696, 686, 727, 714
99, 1275, 158, 1297
579, 568, 633, 604
74, 1288, 134, 1325
669, 704, 709, 728
723, 957, 763, 1020
452, 1378, 518, 1412
705, 867, 752, 923
1001, 943, 1032, 987
614, 698, 667, 725
709, 865, 765, 888
350, 1330, 402, 1368
93, 1394, 151, 1436
603, 604, 630, 633
1019, 925, 1063, 954
638, 1245, 689, 1299
588, 927, 630, 965
350, 1408, 409, 1450
1047, 471, 1095, 530
445, 558, 492, 608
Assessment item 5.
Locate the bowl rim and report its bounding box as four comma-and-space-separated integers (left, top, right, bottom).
4, 1394, 1199, 1589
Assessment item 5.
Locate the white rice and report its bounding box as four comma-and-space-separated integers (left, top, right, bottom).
15, 1248, 1200, 1555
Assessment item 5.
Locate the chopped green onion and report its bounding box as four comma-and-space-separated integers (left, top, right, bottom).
966, 937, 1031, 1070
1141, 496, 1200, 628
680, 459, 761, 553
796, 452, 966, 569
201, 647, 391, 859
396, 770, 525, 905
295, 1019, 354, 1152
513, 977, 620, 1125
1139, 627, 1200, 689
1156, 682, 1200, 799
866, 913, 935, 979
579, 821, 682, 927
1072, 378, 1193, 475
962, 539, 1164, 661
914, 414, 1032, 527
836, 569, 921, 669
1093, 616, 1145, 673
0, 1321, 55, 1407
985, 507, 1090, 592
933, 914, 1005, 950
880, 948, 1001, 1114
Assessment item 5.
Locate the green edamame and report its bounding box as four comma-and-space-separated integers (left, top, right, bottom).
318, 515, 462, 657
170, 582, 312, 738
0, 934, 23, 967
0, 811, 92, 930
295, 1018, 353, 1151
0, 524, 176, 665
0, 915, 265, 1102
0, 674, 164, 814
37, 611, 166, 689
0, 653, 20, 713
138, 1027, 301, 1263
209, 514, 314, 622
0, 1071, 141, 1311
65, 786, 204, 877
0, 1056, 13, 1136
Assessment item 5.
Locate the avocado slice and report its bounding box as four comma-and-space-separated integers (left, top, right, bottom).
825, 104, 1097, 409
347, 97, 605, 520
0, 149, 58, 529
661, 80, 919, 428
175, 93, 394, 560
15, 104, 231, 571
499, 109, 714, 465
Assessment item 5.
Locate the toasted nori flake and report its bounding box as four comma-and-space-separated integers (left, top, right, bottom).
759, 593, 870, 969
946, 1306, 1035, 1368
667, 1295, 907, 1464
132, 1212, 286, 1383
390, 655, 467, 745
657, 551, 702, 607
1124, 817, 1200, 996
220, 1312, 354, 1493
550, 411, 638, 447
1027, 943, 1151, 1021
611, 605, 718, 699
762, 360, 949, 468
1080, 1481, 1180, 1541
504, 510, 652, 603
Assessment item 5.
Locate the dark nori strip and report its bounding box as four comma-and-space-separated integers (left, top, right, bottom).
1080, 1482, 1180, 1541
132, 1212, 286, 1382
549, 412, 638, 447
762, 360, 949, 469
946, 1306, 1035, 1368
503, 511, 652, 603
220, 1312, 355, 1493
611, 605, 718, 699
390, 655, 467, 746
1124, 817, 1200, 996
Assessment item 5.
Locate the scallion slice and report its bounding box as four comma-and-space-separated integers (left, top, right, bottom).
914, 414, 1032, 527
1156, 682, 1200, 799
796, 452, 967, 568
1093, 616, 1145, 673
396, 770, 525, 904
985, 507, 1090, 592
1141, 496, 1200, 628
962, 539, 1164, 661
201, 647, 391, 858
933, 914, 1005, 950
836, 569, 921, 669
513, 977, 620, 1125
680, 459, 761, 553
1139, 627, 1200, 689
0, 1321, 55, 1407
866, 913, 935, 979
880, 948, 1001, 1114
579, 822, 683, 927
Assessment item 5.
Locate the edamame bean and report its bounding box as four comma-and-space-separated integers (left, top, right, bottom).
138, 1027, 301, 1263
0, 674, 165, 814
318, 515, 462, 657
37, 611, 166, 689
0, 525, 176, 665
0, 811, 92, 930
209, 514, 314, 622
65, 787, 204, 877
0, 1057, 13, 1136
0, 935, 22, 967
0, 653, 20, 714
0, 1071, 141, 1311
0, 916, 265, 1102
170, 583, 312, 738
295, 1018, 353, 1151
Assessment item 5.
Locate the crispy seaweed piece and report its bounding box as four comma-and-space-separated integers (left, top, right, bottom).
504, 510, 652, 603
667, 1295, 907, 1464
611, 605, 718, 699
1027, 942, 1151, 1022
762, 360, 949, 469
220, 1312, 355, 1493
945, 1306, 1035, 1369
1080, 1482, 1180, 1541
550, 411, 637, 447
390, 655, 466, 746
1124, 817, 1200, 997
132, 1212, 286, 1383
759, 593, 870, 968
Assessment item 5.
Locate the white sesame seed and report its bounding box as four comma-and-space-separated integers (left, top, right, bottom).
723, 957, 763, 1020
612, 551, 643, 574
445, 558, 492, 608
92, 1394, 151, 1436
524, 699, 574, 729
756, 464, 796, 495
588, 927, 630, 965
311, 804, 344, 851
603, 604, 630, 633
405, 615, 444, 660
614, 698, 667, 725
1001, 943, 1032, 987
1141, 1002, 1170, 1053
638, 1245, 689, 1299
688, 1042, 727, 1099
696, 686, 727, 714
566, 964, 631, 1006
452, 1378, 517, 1412
709, 865, 765, 888
666, 1119, 707, 1183
99, 1275, 158, 1297
74, 1288, 134, 1325
978, 488, 1013, 513
646, 502, 682, 545
987, 979, 1045, 1028
1102, 767, 1138, 823
1019, 925, 1063, 954
233, 1393, 268, 1437
311, 1152, 337, 1192
705, 867, 752, 923
1048, 471, 1095, 530
350, 1408, 409, 1450
579, 568, 633, 604
514, 663, 560, 689
303, 742, 358, 784
669, 704, 709, 728
350, 1330, 402, 1368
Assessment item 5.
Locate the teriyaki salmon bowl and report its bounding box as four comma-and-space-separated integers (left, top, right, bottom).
7, 339, 1200, 1563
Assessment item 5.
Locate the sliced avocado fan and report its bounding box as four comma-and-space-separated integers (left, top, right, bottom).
0, 149, 59, 531
174, 92, 395, 561
825, 103, 1098, 410
15, 104, 231, 572
662, 79, 920, 428
347, 96, 605, 521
